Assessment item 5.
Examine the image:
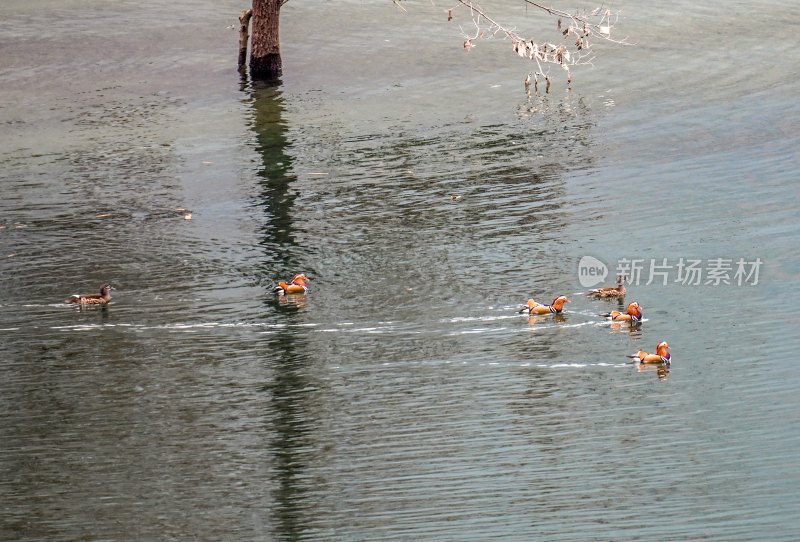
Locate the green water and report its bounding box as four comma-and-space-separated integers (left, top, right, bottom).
1, 0, 799, 540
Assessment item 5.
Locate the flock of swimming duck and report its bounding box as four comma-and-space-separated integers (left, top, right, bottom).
64, 272, 671, 367
518, 274, 671, 366
269, 272, 671, 367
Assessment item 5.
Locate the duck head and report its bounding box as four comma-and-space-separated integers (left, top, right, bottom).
625, 301, 642, 319
551, 296, 570, 311
100, 284, 115, 296
656, 341, 670, 357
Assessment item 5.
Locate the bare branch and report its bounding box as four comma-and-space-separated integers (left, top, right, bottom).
397, 0, 630, 93
238, 8, 253, 68
519, 0, 631, 45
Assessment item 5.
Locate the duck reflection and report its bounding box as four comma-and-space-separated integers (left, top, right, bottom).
637, 362, 670, 381
610, 320, 642, 335
275, 293, 308, 310
526, 312, 567, 326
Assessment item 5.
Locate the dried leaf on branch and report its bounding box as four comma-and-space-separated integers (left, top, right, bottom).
445, 0, 630, 93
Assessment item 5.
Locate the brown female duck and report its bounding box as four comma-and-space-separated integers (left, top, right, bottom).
64, 283, 115, 305
588, 274, 627, 298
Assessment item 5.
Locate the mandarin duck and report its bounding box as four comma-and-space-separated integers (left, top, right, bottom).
602, 301, 642, 322
627, 341, 671, 366
588, 274, 627, 298
273, 273, 310, 295
64, 283, 115, 305
519, 295, 570, 315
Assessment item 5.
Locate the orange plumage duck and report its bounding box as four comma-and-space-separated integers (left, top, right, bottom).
64, 283, 115, 305
588, 274, 627, 298
602, 301, 642, 322
273, 273, 310, 295
520, 295, 570, 315
627, 341, 671, 366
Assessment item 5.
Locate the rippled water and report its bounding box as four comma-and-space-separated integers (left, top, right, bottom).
2, 0, 799, 540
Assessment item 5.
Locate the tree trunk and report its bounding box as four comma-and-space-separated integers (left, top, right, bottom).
250, 0, 282, 80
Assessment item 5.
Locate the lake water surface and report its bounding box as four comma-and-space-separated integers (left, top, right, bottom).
1, 0, 799, 540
